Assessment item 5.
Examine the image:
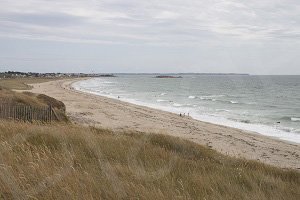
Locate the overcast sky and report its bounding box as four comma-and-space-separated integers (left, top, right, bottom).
0, 0, 299, 74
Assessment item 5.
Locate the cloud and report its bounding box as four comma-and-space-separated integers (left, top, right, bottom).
0, 0, 299, 45
2, 12, 86, 27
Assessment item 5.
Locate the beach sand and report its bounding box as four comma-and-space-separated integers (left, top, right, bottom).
29, 78, 300, 170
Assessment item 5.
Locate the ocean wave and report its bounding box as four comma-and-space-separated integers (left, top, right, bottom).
160, 93, 167, 96
199, 96, 240, 104
198, 94, 242, 105
277, 126, 294, 133
291, 117, 300, 122
157, 99, 169, 102
200, 95, 225, 99
266, 104, 278, 108
188, 96, 196, 99
99, 81, 114, 85
173, 103, 182, 107
216, 99, 240, 104
227, 118, 251, 124
240, 119, 251, 124
246, 102, 257, 105
207, 95, 225, 98
216, 109, 230, 112
199, 95, 229, 102
294, 129, 300, 133
199, 97, 214, 101
280, 117, 300, 122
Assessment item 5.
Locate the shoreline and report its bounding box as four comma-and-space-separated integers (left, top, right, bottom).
29, 78, 300, 170
72, 78, 300, 144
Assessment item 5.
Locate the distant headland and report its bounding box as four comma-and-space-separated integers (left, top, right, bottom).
153, 73, 249, 78
155, 75, 183, 78
0, 71, 116, 78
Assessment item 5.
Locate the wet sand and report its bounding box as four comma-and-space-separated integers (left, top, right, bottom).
29, 78, 300, 170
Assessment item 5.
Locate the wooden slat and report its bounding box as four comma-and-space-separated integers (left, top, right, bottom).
0, 104, 62, 123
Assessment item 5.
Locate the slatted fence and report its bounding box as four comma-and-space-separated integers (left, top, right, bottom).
0, 104, 59, 122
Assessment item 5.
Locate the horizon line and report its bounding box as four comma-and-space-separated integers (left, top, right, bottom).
2, 71, 300, 76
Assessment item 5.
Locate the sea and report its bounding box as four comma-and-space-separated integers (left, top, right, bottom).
73, 74, 300, 144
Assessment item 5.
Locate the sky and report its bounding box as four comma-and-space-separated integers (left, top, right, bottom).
0, 0, 299, 74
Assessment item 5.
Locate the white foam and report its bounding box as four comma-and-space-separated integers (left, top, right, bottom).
291, 117, 300, 122
201, 95, 225, 98
103, 81, 113, 84
216, 109, 230, 112
157, 99, 168, 102
246, 102, 257, 105
173, 103, 182, 107
230, 101, 238, 104
72, 79, 300, 144
188, 96, 196, 99
190, 113, 300, 143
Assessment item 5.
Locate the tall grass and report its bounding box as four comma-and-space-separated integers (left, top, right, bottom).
0, 121, 299, 199
0, 78, 61, 90
0, 87, 45, 107
0, 88, 68, 122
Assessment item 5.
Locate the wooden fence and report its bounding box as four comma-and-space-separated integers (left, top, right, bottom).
0, 104, 59, 122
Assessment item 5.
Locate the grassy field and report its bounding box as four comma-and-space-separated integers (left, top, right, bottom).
0, 121, 299, 200
0, 78, 61, 90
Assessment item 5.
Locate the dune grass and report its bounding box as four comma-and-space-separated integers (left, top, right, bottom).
0, 87, 46, 107
0, 87, 68, 122
0, 121, 299, 200
0, 78, 60, 108
0, 78, 61, 90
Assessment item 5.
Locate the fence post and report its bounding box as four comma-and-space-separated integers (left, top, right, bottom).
51, 107, 59, 121
49, 105, 52, 122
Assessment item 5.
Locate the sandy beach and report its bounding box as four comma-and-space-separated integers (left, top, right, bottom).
29, 78, 300, 170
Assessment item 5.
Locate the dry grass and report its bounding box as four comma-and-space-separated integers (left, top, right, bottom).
0, 78, 62, 90
0, 78, 68, 121
0, 87, 68, 122
21, 92, 66, 112
0, 121, 299, 200
0, 88, 45, 107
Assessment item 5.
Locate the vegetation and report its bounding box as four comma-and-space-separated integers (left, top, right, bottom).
0, 87, 68, 122
0, 87, 45, 107
0, 121, 299, 200
0, 78, 59, 90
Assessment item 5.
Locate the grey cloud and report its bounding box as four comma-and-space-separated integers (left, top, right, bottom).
1, 12, 86, 27
0, 0, 299, 44
0, 0, 300, 75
